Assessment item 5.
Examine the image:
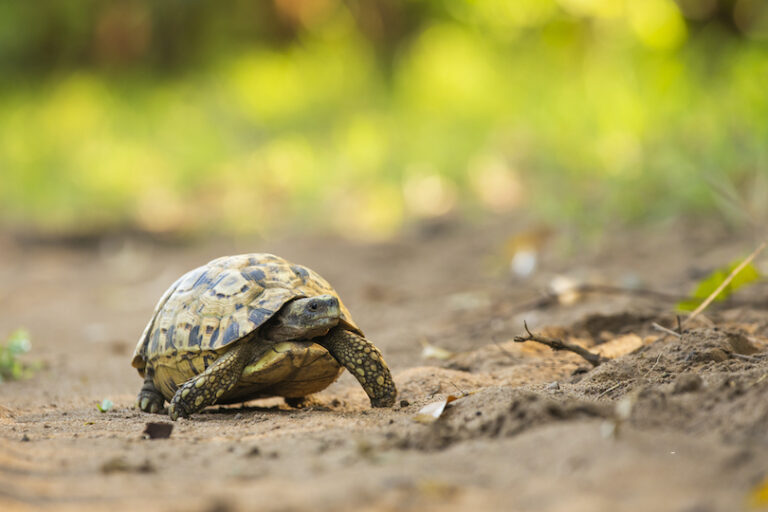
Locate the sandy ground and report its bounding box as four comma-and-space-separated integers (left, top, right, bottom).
2, 217, 768, 512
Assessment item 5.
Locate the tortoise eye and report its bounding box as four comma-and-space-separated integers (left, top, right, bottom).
308, 300, 319, 311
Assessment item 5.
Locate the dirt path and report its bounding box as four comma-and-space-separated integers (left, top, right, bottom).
2, 218, 768, 512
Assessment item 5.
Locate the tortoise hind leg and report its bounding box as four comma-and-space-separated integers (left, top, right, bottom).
320, 327, 397, 407
168, 343, 254, 421
137, 371, 165, 414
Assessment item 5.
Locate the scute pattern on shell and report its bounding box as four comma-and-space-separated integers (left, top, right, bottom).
132, 254, 360, 371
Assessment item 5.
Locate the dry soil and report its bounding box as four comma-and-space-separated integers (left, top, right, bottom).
2, 217, 768, 512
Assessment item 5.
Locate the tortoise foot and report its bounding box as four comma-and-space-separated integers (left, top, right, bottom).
168, 402, 189, 421
168, 382, 198, 421
322, 328, 397, 408
167, 343, 254, 421
137, 375, 166, 414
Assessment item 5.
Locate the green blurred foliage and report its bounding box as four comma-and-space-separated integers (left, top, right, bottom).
0, 0, 767, 237
0, 328, 36, 382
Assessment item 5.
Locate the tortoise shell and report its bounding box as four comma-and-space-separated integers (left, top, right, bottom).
131, 253, 362, 400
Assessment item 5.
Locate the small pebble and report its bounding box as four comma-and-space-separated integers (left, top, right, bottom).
143, 422, 173, 439
21, 434, 30, 442
399, 399, 410, 407
546, 382, 560, 391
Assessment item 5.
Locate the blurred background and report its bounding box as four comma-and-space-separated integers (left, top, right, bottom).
0, 0, 766, 240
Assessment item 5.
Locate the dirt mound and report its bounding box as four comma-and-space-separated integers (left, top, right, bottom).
391, 320, 768, 454
391, 387, 610, 451
581, 327, 768, 446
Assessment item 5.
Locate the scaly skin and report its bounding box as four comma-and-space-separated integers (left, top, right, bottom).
319, 327, 397, 407
137, 370, 165, 414
168, 343, 255, 420
161, 326, 396, 420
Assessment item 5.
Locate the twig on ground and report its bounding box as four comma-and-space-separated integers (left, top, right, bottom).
652, 322, 682, 338
513, 321, 608, 367
596, 380, 630, 399
683, 240, 768, 327
643, 350, 666, 378
447, 379, 468, 396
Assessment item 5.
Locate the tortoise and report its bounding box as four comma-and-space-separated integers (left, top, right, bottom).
131, 253, 397, 420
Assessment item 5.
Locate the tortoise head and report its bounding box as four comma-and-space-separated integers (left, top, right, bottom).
265, 294, 341, 341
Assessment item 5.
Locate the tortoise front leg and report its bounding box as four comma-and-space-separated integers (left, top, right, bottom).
168, 343, 254, 421
320, 327, 397, 407
137, 370, 165, 414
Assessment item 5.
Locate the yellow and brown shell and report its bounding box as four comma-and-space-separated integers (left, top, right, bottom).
131, 253, 361, 377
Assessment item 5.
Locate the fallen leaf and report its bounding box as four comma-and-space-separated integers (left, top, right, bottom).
549, 275, 582, 305
678, 261, 761, 311
509, 248, 538, 278
420, 339, 454, 360
749, 475, 768, 507
97, 399, 114, 413
412, 394, 464, 424
502, 228, 552, 278
413, 399, 448, 424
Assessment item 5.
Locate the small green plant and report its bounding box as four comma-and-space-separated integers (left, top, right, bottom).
677, 262, 762, 312
0, 328, 37, 383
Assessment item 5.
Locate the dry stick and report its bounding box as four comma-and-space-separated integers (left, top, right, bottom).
683, 240, 768, 327
596, 380, 629, 399
643, 350, 665, 378
652, 322, 682, 338
513, 321, 608, 367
